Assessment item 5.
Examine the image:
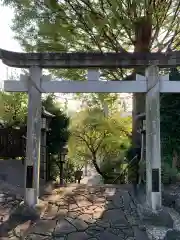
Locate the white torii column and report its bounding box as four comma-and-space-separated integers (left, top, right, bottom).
146, 66, 161, 210
25, 66, 42, 207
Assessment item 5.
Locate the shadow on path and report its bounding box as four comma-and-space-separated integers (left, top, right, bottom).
0, 183, 150, 239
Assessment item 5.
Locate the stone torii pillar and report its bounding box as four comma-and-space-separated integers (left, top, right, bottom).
146, 66, 161, 210
25, 66, 42, 206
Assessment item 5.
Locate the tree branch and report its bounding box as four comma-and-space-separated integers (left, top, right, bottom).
94, 133, 106, 153
72, 132, 94, 153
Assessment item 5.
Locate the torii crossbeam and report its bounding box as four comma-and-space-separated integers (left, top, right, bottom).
0, 48, 180, 68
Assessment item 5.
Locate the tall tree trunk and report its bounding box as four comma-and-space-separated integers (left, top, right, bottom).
132, 16, 152, 148
128, 16, 152, 182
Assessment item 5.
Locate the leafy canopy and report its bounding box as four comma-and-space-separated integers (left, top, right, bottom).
2, 0, 180, 80
69, 108, 131, 168
42, 94, 69, 155
0, 92, 28, 127
75, 93, 129, 114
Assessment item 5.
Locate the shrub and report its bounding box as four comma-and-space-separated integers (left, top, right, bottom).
161, 162, 178, 185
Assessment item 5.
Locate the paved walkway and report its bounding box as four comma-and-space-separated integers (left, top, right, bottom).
1, 179, 180, 240
0, 184, 149, 240
81, 168, 102, 186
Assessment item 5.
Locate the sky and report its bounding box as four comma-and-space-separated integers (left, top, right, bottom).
0, 5, 132, 112
0, 5, 22, 82
0, 5, 79, 110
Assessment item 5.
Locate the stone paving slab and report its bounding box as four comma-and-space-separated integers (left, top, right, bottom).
0, 184, 150, 240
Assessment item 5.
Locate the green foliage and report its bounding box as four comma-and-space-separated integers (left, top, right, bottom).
42, 95, 69, 155
48, 154, 76, 183
161, 162, 178, 185
0, 92, 28, 127
2, 0, 179, 80
75, 93, 128, 115
42, 95, 70, 180
63, 161, 78, 183
160, 69, 180, 164
69, 108, 131, 178
68, 140, 90, 171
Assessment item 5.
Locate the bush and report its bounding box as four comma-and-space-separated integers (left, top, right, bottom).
48, 154, 77, 183
161, 162, 178, 185
100, 154, 128, 183
176, 172, 180, 182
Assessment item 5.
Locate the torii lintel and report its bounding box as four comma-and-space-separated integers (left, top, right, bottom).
0, 48, 180, 69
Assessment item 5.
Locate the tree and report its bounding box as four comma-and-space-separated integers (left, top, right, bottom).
42, 94, 70, 180
42, 94, 69, 155
2, 0, 179, 147
69, 108, 131, 179
0, 91, 28, 127
68, 141, 90, 169
160, 69, 180, 168
75, 93, 127, 116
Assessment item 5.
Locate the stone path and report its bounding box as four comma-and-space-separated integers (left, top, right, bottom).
0, 184, 150, 240
81, 167, 102, 186
0, 191, 22, 239
2, 182, 180, 240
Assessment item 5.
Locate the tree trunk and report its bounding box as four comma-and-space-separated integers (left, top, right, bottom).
172, 150, 178, 169
132, 93, 145, 148
91, 152, 108, 180
132, 15, 152, 147
128, 16, 152, 181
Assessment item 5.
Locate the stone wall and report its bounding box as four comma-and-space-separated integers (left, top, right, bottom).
0, 159, 45, 193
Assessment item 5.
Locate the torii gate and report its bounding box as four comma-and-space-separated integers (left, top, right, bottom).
1, 49, 180, 211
